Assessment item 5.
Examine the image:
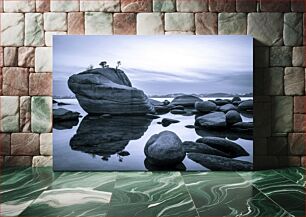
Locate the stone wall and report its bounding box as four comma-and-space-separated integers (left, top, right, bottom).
0, 0, 305, 169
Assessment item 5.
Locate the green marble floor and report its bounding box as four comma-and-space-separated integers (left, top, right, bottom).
0, 167, 305, 217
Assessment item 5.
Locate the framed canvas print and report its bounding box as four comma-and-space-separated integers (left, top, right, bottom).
53, 35, 253, 171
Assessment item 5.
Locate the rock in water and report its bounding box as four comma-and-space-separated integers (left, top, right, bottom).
196, 136, 249, 157
182, 141, 230, 157
161, 118, 180, 127
144, 131, 186, 166
219, 104, 237, 112
232, 96, 241, 102
195, 112, 226, 129
188, 153, 253, 171
68, 68, 154, 114
195, 101, 217, 113
225, 110, 242, 125
171, 109, 186, 115
53, 108, 80, 121
238, 100, 253, 111
169, 95, 203, 107
70, 115, 152, 156
231, 122, 253, 133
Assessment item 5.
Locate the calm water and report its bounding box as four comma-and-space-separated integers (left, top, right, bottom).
53, 98, 253, 171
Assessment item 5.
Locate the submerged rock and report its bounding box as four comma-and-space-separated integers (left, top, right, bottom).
225, 110, 242, 125
182, 141, 230, 157
161, 118, 180, 127
53, 108, 80, 121
196, 136, 249, 157
169, 95, 203, 107
68, 68, 154, 114
188, 153, 253, 171
195, 101, 217, 113
195, 112, 226, 129
238, 100, 253, 111
70, 115, 152, 156
144, 131, 186, 166
171, 109, 186, 115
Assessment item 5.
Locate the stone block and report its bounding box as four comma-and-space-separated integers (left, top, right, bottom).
294, 114, 305, 132
50, 0, 79, 12
0, 133, 10, 155
68, 12, 85, 35
284, 13, 303, 46
121, 0, 152, 12
20, 96, 31, 132
32, 156, 53, 167
254, 47, 269, 67
208, 0, 235, 12
292, 46, 305, 66
35, 47, 52, 72
4, 47, 18, 66
18, 47, 35, 67
36, 0, 50, 12
0, 96, 19, 132
0, 47, 3, 67
153, 0, 175, 12
270, 46, 292, 67
11, 133, 39, 155
278, 156, 301, 167
29, 73, 52, 96
165, 13, 195, 31
247, 13, 283, 46
44, 12, 67, 31
4, 156, 32, 167
0, 13, 24, 46
264, 67, 284, 95
165, 31, 195, 35
288, 133, 305, 155
284, 67, 305, 95
2, 67, 29, 96
294, 96, 305, 113
25, 13, 44, 46
114, 13, 137, 35
254, 102, 271, 137
195, 13, 217, 35
236, 0, 256, 12
40, 133, 52, 155
291, 0, 305, 12
137, 13, 164, 35
272, 96, 293, 133
3, 0, 35, 12
85, 12, 113, 35
260, 0, 290, 12
267, 136, 288, 155
31, 96, 52, 133
45, 32, 67, 47
80, 0, 120, 12
218, 13, 247, 35
176, 0, 208, 12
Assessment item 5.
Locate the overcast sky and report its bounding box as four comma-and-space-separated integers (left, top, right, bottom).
53, 35, 253, 97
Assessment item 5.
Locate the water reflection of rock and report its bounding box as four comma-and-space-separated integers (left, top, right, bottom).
70, 115, 152, 156
53, 119, 79, 130
144, 158, 186, 171
195, 128, 253, 140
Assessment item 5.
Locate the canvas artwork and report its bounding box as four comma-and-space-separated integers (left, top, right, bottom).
53, 35, 253, 171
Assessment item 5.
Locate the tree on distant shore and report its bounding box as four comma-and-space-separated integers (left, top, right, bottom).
116, 61, 121, 70
99, 61, 107, 68
87, 64, 94, 70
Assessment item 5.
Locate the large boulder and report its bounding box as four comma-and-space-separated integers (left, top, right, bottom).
195, 101, 217, 113
225, 110, 242, 125
238, 100, 253, 111
219, 104, 237, 113
144, 131, 186, 166
53, 108, 80, 121
182, 141, 230, 157
196, 137, 249, 157
187, 153, 253, 171
169, 95, 203, 107
68, 68, 154, 114
70, 115, 152, 156
195, 112, 226, 129
231, 122, 253, 133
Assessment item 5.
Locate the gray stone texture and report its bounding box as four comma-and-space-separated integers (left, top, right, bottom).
291, 0, 305, 12
218, 13, 247, 35
260, 0, 290, 12
176, 0, 208, 12
264, 67, 284, 95
153, 0, 175, 12
254, 47, 269, 67
270, 46, 292, 67
292, 47, 305, 67
247, 13, 283, 46
272, 96, 293, 133
236, 0, 256, 12
288, 133, 305, 155
284, 67, 305, 95
284, 13, 303, 46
